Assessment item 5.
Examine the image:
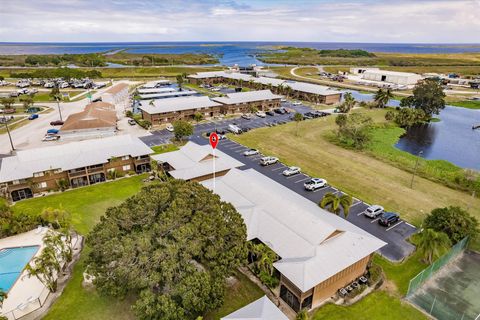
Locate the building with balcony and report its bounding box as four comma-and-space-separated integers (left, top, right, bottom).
212, 90, 282, 114
0, 135, 152, 201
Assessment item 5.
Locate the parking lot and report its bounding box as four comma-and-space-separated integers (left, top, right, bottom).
188, 136, 417, 262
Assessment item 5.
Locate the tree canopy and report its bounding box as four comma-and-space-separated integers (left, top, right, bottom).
424, 206, 479, 244
87, 181, 247, 320
335, 113, 373, 149
402, 79, 446, 117
173, 120, 194, 140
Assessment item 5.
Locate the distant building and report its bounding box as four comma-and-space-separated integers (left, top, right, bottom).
0, 135, 152, 201
187, 71, 342, 104
60, 101, 117, 139
212, 90, 282, 114
138, 90, 197, 100
351, 68, 422, 86
102, 83, 129, 105
141, 79, 171, 88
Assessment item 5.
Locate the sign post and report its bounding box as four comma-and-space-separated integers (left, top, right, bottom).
209, 132, 219, 192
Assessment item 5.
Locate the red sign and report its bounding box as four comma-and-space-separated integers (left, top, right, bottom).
209, 132, 219, 149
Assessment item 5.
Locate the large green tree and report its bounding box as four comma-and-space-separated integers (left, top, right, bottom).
87, 182, 247, 320
416, 228, 451, 264
335, 113, 373, 149
424, 206, 479, 244
373, 88, 393, 108
173, 120, 193, 141
402, 79, 446, 118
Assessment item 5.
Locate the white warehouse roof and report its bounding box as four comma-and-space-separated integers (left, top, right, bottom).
201, 168, 386, 292
212, 90, 282, 105
138, 90, 197, 100
138, 96, 221, 115
0, 135, 153, 183
152, 142, 243, 180
222, 296, 288, 320
285, 81, 341, 96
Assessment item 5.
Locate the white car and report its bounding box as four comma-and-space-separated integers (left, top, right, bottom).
241, 114, 253, 120
211, 87, 221, 92
283, 166, 301, 176
243, 149, 259, 156
364, 205, 384, 218
280, 98, 287, 102
255, 111, 266, 118
166, 124, 174, 132
304, 178, 327, 191
260, 156, 278, 166
59, 82, 69, 88
292, 101, 302, 106
42, 135, 60, 142
228, 124, 242, 134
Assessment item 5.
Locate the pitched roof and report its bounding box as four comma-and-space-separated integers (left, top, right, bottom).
104, 83, 129, 95
0, 135, 152, 183
201, 168, 386, 292
152, 142, 243, 180
138, 90, 197, 100
138, 96, 221, 115
137, 87, 176, 94
60, 101, 117, 131
212, 90, 282, 105
222, 296, 288, 320
284, 81, 341, 96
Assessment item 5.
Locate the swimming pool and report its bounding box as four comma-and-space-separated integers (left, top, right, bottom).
0, 246, 39, 292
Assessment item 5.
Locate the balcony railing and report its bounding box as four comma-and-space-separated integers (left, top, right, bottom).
68, 170, 87, 178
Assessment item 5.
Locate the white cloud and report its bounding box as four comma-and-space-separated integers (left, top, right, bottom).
0, 0, 479, 42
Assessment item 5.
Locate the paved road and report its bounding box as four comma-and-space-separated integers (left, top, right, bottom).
141, 101, 417, 261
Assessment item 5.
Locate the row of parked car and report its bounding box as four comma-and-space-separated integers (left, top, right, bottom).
364, 204, 400, 227
9, 78, 107, 90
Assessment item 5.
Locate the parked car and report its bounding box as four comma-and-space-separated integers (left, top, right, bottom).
243, 149, 259, 156
239, 126, 250, 133
47, 128, 59, 135
283, 166, 301, 176
215, 128, 226, 135
266, 110, 275, 116
241, 114, 252, 120
92, 97, 102, 103
50, 120, 64, 126
9, 91, 19, 97
28, 114, 39, 120
28, 88, 38, 94
273, 108, 285, 114
364, 205, 384, 218
17, 88, 29, 95
280, 98, 287, 102
166, 124, 174, 132
378, 212, 400, 227
260, 156, 278, 166
292, 101, 302, 106
128, 119, 136, 126
255, 111, 266, 118
228, 124, 242, 134
42, 135, 60, 142
304, 178, 327, 191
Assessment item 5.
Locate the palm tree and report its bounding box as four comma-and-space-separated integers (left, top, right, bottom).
258, 248, 277, 276
319, 192, 353, 218
293, 112, 304, 136
0, 289, 7, 308
338, 92, 356, 113
26, 246, 61, 293
0, 97, 15, 151
373, 88, 394, 108
50, 86, 63, 121
417, 229, 451, 264
176, 74, 184, 91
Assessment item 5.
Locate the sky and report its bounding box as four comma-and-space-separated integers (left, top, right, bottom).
1, 0, 480, 43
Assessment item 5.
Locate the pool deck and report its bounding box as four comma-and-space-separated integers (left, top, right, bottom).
0, 228, 79, 320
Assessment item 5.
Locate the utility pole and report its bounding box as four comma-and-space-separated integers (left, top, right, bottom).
410, 150, 423, 189
2, 115, 15, 152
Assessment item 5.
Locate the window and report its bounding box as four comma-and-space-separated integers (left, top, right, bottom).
33, 172, 44, 177
12, 180, 20, 185
122, 165, 131, 171
122, 156, 130, 160
37, 182, 47, 189
53, 169, 62, 174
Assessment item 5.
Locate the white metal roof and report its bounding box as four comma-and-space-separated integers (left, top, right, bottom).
187, 71, 226, 79
362, 69, 421, 77
138, 96, 221, 115
152, 142, 243, 180
222, 296, 288, 320
201, 168, 386, 292
253, 76, 286, 87
0, 135, 153, 183
212, 90, 282, 105
138, 90, 197, 100
285, 81, 341, 96
142, 80, 171, 88
137, 87, 176, 94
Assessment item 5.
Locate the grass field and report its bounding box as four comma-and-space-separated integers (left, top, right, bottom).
447, 100, 480, 109
230, 109, 480, 226
150, 144, 179, 154
311, 291, 427, 320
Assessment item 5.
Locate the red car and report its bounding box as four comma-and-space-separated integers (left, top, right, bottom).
50, 120, 64, 126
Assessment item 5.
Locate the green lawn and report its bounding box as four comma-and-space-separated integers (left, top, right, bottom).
150, 144, 179, 155
448, 100, 480, 110
205, 272, 264, 320
311, 291, 427, 320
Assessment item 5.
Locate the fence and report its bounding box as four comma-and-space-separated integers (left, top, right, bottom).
406, 236, 469, 297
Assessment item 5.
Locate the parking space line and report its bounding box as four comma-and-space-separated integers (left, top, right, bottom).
350, 201, 363, 208
271, 166, 285, 171
357, 210, 365, 216
294, 177, 310, 183
405, 222, 416, 229
370, 217, 380, 224
313, 186, 328, 193
229, 145, 244, 150
286, 174, 302, 179
386, 221, 404, 231
235, 149, 247, 153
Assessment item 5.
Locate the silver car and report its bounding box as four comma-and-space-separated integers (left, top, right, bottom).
364, 205, 384, 218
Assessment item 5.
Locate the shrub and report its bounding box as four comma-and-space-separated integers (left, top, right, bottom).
368, 263, 382, 284
424, 206, 479, 244
258, 270, 279, 289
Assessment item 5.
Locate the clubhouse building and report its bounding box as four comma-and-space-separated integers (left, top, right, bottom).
0, 135, 152, 202
155, 142, 386, 313
187, 71, 343, 104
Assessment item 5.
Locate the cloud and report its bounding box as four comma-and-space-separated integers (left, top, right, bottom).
0, 0, 479, 42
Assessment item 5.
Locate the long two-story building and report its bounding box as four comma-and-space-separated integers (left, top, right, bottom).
0, 135, 152, 201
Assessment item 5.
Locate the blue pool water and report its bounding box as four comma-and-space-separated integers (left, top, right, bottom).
0, 246, 39, 292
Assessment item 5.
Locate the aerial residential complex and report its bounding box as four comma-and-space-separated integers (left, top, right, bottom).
0, 135, 152, 201
155, 142, 386, 312
188, 71, 343, 104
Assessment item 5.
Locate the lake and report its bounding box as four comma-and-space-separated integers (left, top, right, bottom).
1, 41, 480, 66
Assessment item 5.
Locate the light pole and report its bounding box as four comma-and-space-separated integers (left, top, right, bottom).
55, 95, 63, 121
410, 150, 423, 188
2, 114, 15, 152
